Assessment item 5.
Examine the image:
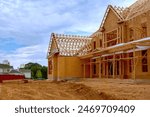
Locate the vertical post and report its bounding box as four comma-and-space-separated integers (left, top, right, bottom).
133, 47, 136, 80
90, 59, 92, 78
52, 58, 54, 81
113, 53, 115, 79
122, 54, 125, 79
99, 57, 101, 78
107, 59, 108, 79
57, 57, 59, 81
47, 59, 49, 79
83, 64, 86, 78
119, 55, 122, 79
117, 28, 119, 44
103, 33, 105, 48
122, 25, 124, 43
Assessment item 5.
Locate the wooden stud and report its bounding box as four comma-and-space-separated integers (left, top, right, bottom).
90, 59, 92, 78
99, 57, 102, 78
119, 55, 122, 79
113, 53, 115, 79
133, 47, 136, 80
83, 64, 86, 78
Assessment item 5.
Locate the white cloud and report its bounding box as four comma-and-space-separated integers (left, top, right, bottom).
0, 44, 47, 68
0, 0, 137, 68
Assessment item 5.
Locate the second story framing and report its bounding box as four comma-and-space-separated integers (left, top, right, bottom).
90, 0, 150, 51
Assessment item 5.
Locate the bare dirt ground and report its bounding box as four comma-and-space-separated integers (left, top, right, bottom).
0, 78, 150, 100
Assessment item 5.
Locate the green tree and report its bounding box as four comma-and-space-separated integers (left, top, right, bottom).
23, 62, 47, 79
31, 66, 39, 79
25, 62, 42, 69
36, 70, 42, 78
41, 66, 47, 79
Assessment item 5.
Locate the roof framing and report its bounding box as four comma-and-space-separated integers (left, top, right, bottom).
47, 33, 92, 57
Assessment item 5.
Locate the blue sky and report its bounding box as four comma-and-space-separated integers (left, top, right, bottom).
0, 0, 136, 68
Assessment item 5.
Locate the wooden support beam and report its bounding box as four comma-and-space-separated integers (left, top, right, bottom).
104, 33, 106, 48
99, 57, 102, 78
133, 47, 136, 80
106, 62, 108, 79
122, 54, 125, 78
113, 53, 115, 79
119, 55, 122, 79
90, 60, 92, 78
122, 25, 124, 43
83, 64, 86, 78
117, 28, 119, 44
102, 33, 104, 48
57, 58, 59, 81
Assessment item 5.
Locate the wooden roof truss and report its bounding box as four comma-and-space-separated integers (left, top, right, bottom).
76, 42, 92, 56
47, 33, 92, 57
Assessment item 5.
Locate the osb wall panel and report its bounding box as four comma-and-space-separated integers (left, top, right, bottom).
81, 58, 90, 78
47, 55, 58, 80
147, 10, 150, 37
57, 56, 82, 79
103, 9, 119, 32
47, 59, 52, 79
123, 24, 128, 43
57, 56, 66, 79
126, 11, 149, 41
52, 55, 58, 80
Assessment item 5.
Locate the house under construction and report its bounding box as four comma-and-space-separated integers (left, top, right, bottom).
47, 0, 150, 80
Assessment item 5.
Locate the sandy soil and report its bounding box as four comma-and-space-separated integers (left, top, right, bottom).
0, 78, 150, 100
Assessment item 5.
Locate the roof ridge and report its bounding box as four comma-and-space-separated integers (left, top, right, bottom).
53, 33, 91, 39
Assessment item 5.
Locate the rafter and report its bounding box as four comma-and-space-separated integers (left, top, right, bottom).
47, 33, 92, 57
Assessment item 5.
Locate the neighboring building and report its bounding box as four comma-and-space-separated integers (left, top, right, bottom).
20, 64, 25, 69
19, 69, 31, 79
2, 60, 10, 65
9, 69, 23, 75
47, 0, 150, 80
0, 64, 13, 73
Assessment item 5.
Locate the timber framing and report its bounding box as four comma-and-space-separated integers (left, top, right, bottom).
47, 33, 92, 57
100, 5, 124, 29
124, 0, 150, 20
47, 0, 150, 80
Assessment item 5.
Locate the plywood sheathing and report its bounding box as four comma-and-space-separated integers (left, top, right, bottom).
100, 0, 150, 31
124, 0, 150, 20
100, 5, 125, 29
